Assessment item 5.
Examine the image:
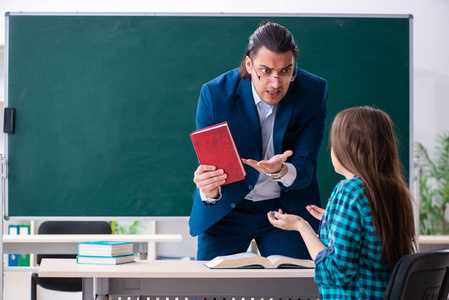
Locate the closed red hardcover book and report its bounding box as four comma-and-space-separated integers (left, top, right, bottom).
190, 122, 246, 185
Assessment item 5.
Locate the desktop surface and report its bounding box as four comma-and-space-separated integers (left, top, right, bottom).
38, 258, 319, 299
39, 258, 315, 278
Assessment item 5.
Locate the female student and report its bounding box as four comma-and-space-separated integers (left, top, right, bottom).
268, 106, 416, 299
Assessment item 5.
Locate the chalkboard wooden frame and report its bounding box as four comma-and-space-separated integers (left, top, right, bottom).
4, 13, 412, 219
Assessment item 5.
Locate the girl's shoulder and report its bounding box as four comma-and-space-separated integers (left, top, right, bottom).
330, 176, 367, 207
334, 176, 364, 194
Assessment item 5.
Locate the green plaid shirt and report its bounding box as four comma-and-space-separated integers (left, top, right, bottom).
314, 176, 390, 299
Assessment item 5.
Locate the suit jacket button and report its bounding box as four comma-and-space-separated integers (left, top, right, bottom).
248, 185, 254, 190
230, 203, 236, 208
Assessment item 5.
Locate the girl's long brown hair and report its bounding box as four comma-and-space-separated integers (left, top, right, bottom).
330, 106, 415, 270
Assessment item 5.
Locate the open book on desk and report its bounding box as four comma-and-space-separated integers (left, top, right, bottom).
204, 252, 315, 269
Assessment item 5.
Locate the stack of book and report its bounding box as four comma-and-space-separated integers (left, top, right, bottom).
76, 241, 135, 265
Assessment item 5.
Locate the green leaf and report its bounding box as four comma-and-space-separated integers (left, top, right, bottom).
415, 130, 449, 235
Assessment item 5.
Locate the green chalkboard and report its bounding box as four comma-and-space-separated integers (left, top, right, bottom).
5, 13, 411, 218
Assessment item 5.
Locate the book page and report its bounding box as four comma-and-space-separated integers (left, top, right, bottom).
266, 255, 315, 268
205, 252, 271, 268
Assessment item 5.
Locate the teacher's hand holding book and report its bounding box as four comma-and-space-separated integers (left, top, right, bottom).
191, 122, 247, 199
193, 165, 227, 199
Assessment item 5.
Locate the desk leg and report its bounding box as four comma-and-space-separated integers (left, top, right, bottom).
94, 278, 109, 300
82, 278, 94, 300
134, 242, 148, 260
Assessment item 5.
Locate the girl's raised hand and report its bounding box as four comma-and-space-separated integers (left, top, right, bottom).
306, 204, 325, 221
267, 209, 303, 232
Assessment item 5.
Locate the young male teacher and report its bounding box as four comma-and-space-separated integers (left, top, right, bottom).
189, 21, 328, 261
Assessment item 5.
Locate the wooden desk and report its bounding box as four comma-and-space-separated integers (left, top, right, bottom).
419, 235, 449, 244
39, 258, 320, 300
3, 234, 182, 260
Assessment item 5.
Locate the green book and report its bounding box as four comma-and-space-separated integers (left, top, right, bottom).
18, 225, 31, 266
18, 254, 30, 267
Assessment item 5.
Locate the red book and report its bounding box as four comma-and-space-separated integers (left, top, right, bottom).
190, 122, 246, 185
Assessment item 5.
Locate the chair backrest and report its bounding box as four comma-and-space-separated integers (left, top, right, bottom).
384, 249, 449, 300
36, 221, 111, 264
37, 221, 112, 235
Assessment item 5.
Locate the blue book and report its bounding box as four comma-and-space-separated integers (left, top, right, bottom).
8, 254, 18, 267
77, 241, 133, 257
76, 254, 135, 265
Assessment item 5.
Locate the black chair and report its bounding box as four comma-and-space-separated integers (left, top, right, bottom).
384, 249, 449, 300
31, 221, 111, 300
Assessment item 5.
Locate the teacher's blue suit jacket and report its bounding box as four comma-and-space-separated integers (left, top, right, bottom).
189, 68, 328, 237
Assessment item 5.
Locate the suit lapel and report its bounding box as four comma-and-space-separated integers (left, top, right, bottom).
273, 84, 296, 154
235, 80, 298, 158
236, 80, 263, 159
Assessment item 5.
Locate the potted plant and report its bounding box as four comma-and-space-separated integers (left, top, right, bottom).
415, 130, 449, 235
109, 221, 145, 234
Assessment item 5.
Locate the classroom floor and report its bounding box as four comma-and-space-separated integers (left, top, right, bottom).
4, 271, 81, 300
